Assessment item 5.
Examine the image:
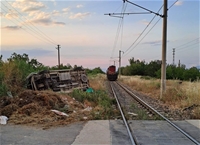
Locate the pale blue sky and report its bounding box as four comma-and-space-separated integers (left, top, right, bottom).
0, 0, 199, 70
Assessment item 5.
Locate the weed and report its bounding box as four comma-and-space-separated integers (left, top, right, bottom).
70, 89, 117, 120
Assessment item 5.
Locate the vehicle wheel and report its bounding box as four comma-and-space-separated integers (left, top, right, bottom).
81, 74, 88, 83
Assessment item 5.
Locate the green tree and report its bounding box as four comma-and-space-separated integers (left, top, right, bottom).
122, 65, 133, 76
174, 66, 185, 80
50, 63, 72, 70
166, 65, 176, 79
0, 53, 46, 97
183, 67, 200, 81
144, 60, 161, 77
8, 53, 29, 63
86, 67, 105, 75
0, 55, 3, 63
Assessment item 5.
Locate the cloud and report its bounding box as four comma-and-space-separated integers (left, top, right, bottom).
29, 18, 65, 26
69, 12, 90, 20
12, 0, 46, 12
22, 5, 45, 12
53, 21, 65, 25
52, 10, 60, 16
143, 40, 162, 46
2, 26, 22, 30
1, 48, 54, 60
24, 11, 65, 26
0, 12, 4, 17
62, 8, 70, 14
141, 19, 149, 25
77, 5, 83, 8
143, 40, 170, 46
175, 1, 183, 6
50, 0, 57, 6
1, 9, 19, 19
5, 1, 65, 26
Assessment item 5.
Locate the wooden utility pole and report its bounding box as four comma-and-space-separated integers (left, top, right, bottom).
56, 45, 60, 68
160, 0, 168, 98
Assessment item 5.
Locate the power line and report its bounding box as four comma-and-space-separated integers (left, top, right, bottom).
1, 6, 51, 45
1, 1, 58, 46
123, 17, 162, 57
168, 0, 179, 10
123, 5, 163, 56
175, 37, 200, 50
3, 1, 57, 45
123, 0, 180, 57
124, 0, 163, 17
147, 38, 199, 60
120, 3, 127, 55
176, 42, 200, 52
110, 2, 127, 59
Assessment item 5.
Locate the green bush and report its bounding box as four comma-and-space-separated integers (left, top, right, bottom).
0, 53, 47, 97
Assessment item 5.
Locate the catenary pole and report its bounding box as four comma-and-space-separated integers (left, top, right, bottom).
119, 50, 124, 79
160, 0, 168, 98
119, 50, 121, 79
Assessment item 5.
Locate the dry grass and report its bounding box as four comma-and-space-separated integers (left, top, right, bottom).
120, 76, 160, 99
0, 61, 24, 95
88, 74, 107, 90
120, 76, 200, 118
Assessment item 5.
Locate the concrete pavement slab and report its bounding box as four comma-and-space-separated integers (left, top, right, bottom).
72, 120, 111, 145
0, 120, 199, 145
0, 122, 85, 145
128, 120, 197, 145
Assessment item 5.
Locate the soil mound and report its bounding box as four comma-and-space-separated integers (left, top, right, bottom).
0, 90, 92, 129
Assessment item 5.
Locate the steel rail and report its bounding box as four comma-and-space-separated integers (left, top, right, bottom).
117, 82, 200, 145
110, 82, 136, 145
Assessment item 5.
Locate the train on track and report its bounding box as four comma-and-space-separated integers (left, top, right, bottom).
106, 65, 118, 81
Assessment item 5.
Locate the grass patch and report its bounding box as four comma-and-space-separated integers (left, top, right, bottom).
70, 89, 118, 120
88, 74, 106, 90
121, 76, 200, 118
129, 103, 162, 120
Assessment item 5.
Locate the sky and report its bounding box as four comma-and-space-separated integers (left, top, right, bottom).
0, 0, 199, 70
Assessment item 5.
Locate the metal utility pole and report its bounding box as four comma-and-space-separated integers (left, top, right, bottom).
56, 45, 61, 68
173, 48, 175, 65
160, 0, 168, 98
105, 0, 168, 97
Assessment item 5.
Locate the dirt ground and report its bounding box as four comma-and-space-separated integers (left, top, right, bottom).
0, 90, 94, 129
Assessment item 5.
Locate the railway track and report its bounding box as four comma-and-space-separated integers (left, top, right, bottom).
109, 81, 200, 145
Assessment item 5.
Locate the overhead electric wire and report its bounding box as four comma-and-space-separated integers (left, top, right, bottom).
123, 5, 163, 56
2, 1, 58, 46
2, 1, 57, 45
120, 3, 127, 55
176, 42, 200, 52
122, 0, 180, 57
110, 2, 127, 59
175, 37, 200, 50
4, 0, 58, 45
1, 7, 53, 45
125, 0, 163, 17
107, 12, 151, 15
124, 17, 162, 57
149, 37, 199, 61
168, 0, 179, 10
